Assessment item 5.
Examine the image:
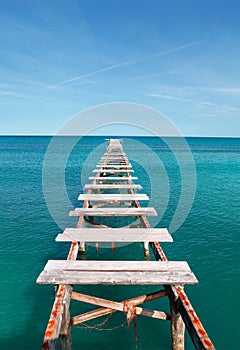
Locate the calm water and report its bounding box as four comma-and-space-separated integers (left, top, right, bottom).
0, 136, 239, 350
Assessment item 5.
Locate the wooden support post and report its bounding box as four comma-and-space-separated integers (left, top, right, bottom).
78, 241, 85, 253
60, 286, 72, 350
171, 299, 185, 350
143, 241, 150, 259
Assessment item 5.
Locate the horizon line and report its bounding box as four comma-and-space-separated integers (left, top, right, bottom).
0, 134, 239, 138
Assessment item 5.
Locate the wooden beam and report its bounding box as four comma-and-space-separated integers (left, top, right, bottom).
56, 227, 173, 243
69, 207, 157, 217
71, 291, 170, 321
171, 301, 185, 350
60, 286, 72, 350
71, 289, 167, 325
41, 242, 79, 350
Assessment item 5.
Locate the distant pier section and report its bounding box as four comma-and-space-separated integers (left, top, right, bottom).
37, 139, 215, 350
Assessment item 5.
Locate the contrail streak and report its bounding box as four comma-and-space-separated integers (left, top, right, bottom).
34, 40, 204, 93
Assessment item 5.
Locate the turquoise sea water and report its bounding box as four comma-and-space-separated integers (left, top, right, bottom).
0, 136, 239, 350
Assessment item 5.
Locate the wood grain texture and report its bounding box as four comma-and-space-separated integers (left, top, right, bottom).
78, 193, 149, 201
56, 227, 173, 242
92, 169, 134, 173
69, 207, 157, 216
88, 176, 138, 180
84, 184, 142, 189
96, 164, 132, 168
37, 259, 198, 285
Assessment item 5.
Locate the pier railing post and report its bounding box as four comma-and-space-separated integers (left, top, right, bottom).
170, 297, 185, 350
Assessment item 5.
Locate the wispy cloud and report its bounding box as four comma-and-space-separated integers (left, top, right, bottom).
203, 87, 240, 94
128, 70, 181, 81
0, 89, 80, 108
33, 40, 204, 93
145, 91, 240, 113
145, 93, 192, 103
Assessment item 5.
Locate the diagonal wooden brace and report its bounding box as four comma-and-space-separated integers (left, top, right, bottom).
71, 290, 170, 325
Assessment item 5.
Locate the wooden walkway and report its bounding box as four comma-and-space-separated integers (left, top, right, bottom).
37, 138, 215, 350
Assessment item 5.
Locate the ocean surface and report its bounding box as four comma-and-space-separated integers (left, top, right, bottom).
0, 136, 239, 350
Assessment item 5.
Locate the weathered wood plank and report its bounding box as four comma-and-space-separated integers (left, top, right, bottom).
41, 260, 192, 272
103, 152, 125, 156
88, 176, 138, 181
37, 260, 198, 286
100, 157, 127, 160
92, 169, 134, 173
97, 163, 130, 167
96, 164, 132, 168
37, 265, 198, 285
56, 227, 173, 242
78, 194, 149, 201
69, 207, 157, 217
84, 184, 141, 190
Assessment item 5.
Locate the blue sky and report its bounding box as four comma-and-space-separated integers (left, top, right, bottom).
0, 0, 240, 136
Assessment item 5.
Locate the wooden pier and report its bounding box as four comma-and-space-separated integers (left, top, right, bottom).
37, 139, 215, 350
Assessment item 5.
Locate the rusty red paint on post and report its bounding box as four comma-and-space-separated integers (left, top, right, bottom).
153, 241, 168, 261
43, 285, 66, 341
42, 242, 78, 345
67, 241, 78, 259
175, 286, 215, 349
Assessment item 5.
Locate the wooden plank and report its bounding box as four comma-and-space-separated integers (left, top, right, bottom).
71, 291, 169, 320
56, 228, 173, 242
97, 164, 131, 168
84, 184, 141, 190
37, 260, 198, 285
101, 157, 127, 160
88, 176, 138, 181
38, 271, 197, 286
104, 152, 125, 156
42, 260, 192, 272
78, 194, 149, 201
96, 164, 132, 168
98, 162, 130, 165
69, 207, 157, 217
92, 169, 134, 173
